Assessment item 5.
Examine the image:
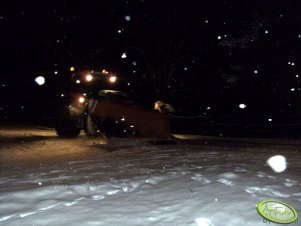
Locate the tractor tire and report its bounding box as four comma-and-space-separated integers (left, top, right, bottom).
55, 107, 81, 138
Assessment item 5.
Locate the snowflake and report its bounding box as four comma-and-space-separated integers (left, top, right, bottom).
125, 15, 131, 21
217, 36, 221, 40
34, 76, 45, 86
121, 53, 127, 58
239, 103, 247, 109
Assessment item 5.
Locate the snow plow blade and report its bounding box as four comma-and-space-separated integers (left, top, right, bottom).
90, 100, 172, 138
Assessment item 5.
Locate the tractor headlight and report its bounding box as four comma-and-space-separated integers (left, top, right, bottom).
85, 74, 93, 82
109, 75, 117, 83
78, 96, 85, 104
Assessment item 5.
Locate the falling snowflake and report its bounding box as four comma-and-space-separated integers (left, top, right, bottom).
268, 118, 273, 122
254, 70, 258, 74
121, 53, 127, 58
291, 88, 295, 92
35, 76, 45, 85
125, 15, 131, 21
117, 29, 122, 33
195, 217, 213, 226
267, 155, 287, 173
239, 103, 247, 109
205, 20, 209, 23
217, 36, 221, 40
132, 61, 137, 66
265, 30, 269, 34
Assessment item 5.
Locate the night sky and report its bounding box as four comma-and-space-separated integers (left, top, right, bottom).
1, 0, 301, 125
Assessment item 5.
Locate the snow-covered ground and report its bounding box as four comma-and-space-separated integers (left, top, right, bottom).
0, 127, 300, 226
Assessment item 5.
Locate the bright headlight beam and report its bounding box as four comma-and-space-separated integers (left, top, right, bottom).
78, 96, 85, 103
109, 76, 117, 83
85, 74, 93, 82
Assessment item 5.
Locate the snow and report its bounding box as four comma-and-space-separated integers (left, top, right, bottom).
239, 103, 247, 109
121, 52, 127, 58
0, 127, 300, 226
34, 76, 45, 86
125, 15, 131, 21
267, 155, 287, 173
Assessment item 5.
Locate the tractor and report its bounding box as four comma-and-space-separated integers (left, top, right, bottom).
55, 69, 171, 139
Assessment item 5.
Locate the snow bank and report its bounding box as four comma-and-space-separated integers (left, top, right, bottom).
0, 130, 300, 226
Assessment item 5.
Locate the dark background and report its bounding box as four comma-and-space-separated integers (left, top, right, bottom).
0, 0, 301, 131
